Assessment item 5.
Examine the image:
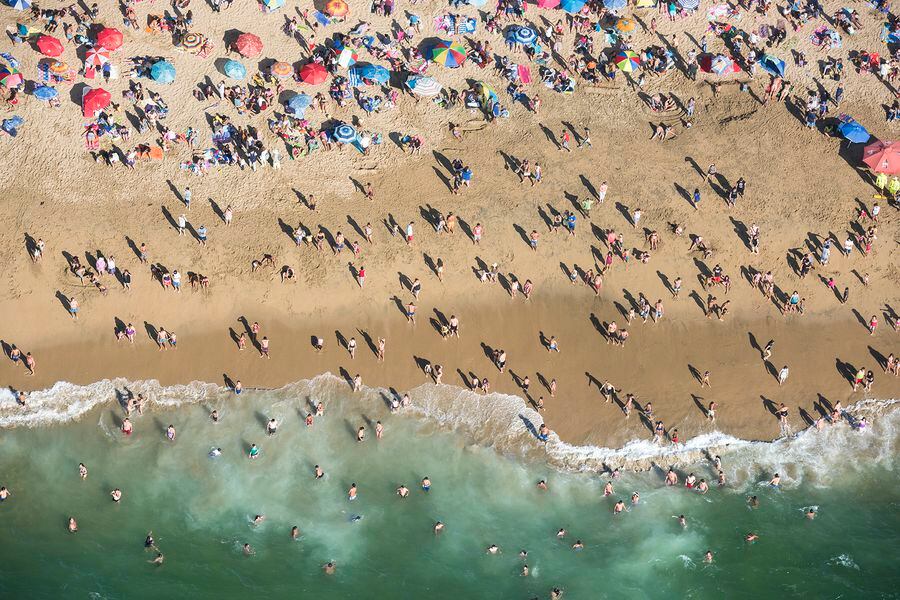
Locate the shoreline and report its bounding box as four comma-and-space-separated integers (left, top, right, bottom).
2, 287, 897, 448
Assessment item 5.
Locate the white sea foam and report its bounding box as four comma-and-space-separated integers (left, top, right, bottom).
2, 375, 896, 484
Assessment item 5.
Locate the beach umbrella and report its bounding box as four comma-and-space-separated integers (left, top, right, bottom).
9, 0, 32, 10
406, 74, 442, 96
285, 92, 312, 115
222, 59, 247, 79
299, 62, 328, 84
270, 61, 293, 78
235, 33, 263, 57
262, 0, 285, 8
862, 140, 900, 173
615, 18, 637, 34
507, 26, 537, 45
82, 87, 111, 117
0, 66, 23, 88
36, 35, 64, 57
85, 46, 110, 67
180, 32, 205, 49
428, 40, 467, 68
96, 28, 123, 51
48, 60, 69, 75
536, 0, 561, 7
475, 80, 498, 105
150, 60, 176, 84
837, 119, 870, 144
325, 0, 349, 16
614, 50, 641, 72
333, 123, 357, 143
560, 0, 586, 13
32, 85, 58, 100
337, 47, 358, 68
679, 0, 699, 8
605, 0, 627, 10
758, 54, 785, 78
350, 63, 390, 84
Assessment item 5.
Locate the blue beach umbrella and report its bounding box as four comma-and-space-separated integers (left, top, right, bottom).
285, 92, 312, 115
349, 63, 390, 84
679, 0, 699, 9
560, 0, 586, 13
758, 54, 786, 78
9, 0, 31, 10
507, 26, 537, 45
150, 60, 176, 84
332, 123, 357, 143
263, 0, 285, 8
837, 119, 870, 144
32, 85, 58, 100
223, 59, 247, 80
605, 0, 627, 10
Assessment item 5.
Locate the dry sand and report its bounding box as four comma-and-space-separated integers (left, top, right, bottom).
0, 0, 898, 447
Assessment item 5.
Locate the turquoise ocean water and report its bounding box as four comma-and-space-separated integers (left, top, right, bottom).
0, 375, 897, 599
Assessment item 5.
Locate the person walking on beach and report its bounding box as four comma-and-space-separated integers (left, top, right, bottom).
68, 297, 79, 320
778, 365, 789, 385
700, 370, 711, 388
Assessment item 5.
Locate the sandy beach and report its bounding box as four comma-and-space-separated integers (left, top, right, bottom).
0, 0, 898, 449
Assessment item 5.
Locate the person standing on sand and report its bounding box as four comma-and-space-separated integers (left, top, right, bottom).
778, 365, 789, 385
700, 370, 711, 388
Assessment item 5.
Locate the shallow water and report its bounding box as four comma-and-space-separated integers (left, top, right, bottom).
0, 376, 897, 598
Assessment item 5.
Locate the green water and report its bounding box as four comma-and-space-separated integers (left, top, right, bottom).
0, 377, 897, 599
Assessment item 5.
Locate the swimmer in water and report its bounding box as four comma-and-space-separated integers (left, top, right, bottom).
421, 477, 431, 491
521, 564, 529, 576
665, 469, 678, 486
806, 509, 816, 520
291, 526, 300, 539
678, 515, 687, 528
68, 517, 78, 533
713, 455, 722, 470
0, 487, 11, 501
434, 521, 445, 534
603, 481, 614, 496
537, 480, 548, 490
78, 463, 88, 480
243, 543, 254, 556
551, 587, 563, 599
769, 473, 781, 486
145, 532, 155, 547
614, 500, 626, 514
150, 552, 164, 565
165, 424, 176, 441
486, 544, 501, 555
631, 492, 640, 504
324, 561, 336, 574
748, 495, 760, 508
210, 409, 219, 423
266, 418, 278, 435
314, 465, 324, 479
248, 444, 260, 459
717, 470, 726, 486
252, 515, 265, 525
745, 532, 759, 542
572, 540, 584, 550
557, 528, 567, 538
110, 488, 122, 502
209, 447, 222, 458
356, 426, 366, 442
397, 485, 410, 498
348, 483, 358, 500
704, 550, 713, 563
697, 479, 709, 494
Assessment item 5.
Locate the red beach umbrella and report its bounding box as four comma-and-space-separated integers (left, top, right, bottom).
82, 87, 111, 117
863, 140, 900, 174
235, 33, 263, 58
36, 35, 64, 57
299, 62, 328, 84
96, 27, 123, 51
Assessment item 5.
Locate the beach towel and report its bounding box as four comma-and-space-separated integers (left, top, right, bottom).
314, 10, 331, 27
518, 64, 531, 83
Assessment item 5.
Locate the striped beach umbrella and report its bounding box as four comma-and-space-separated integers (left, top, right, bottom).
180, 32, 204, 49
333, 124, 357, 143
325, 0, 349, 16
85, 46, 110, 67
10, 0, 32, 10
270, 61, 293, 78
679, 0, 700, 9
0, 66, 23, 88
48, 60, 69, 75
428, 40, 467, 68
406, 75, 442, 96
614, 50, 641, 72
263, 0, 285, 8
507, 26, 537, 45
36, 35, 64, 57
